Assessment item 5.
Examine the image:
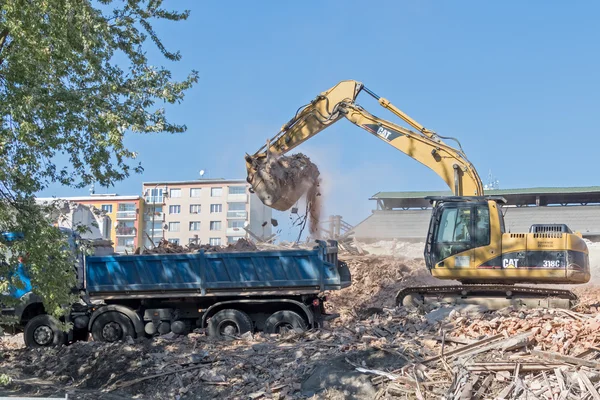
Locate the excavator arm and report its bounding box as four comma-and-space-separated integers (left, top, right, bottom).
245, 80, 484, 210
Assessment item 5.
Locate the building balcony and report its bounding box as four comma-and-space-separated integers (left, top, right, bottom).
226, 227, 245, 236
145, 196, 164, 204
144, 212, 165, 221
227, 194, 248, 202
145, 228, 163, 238
116, 211, 137, 220
116, 246, 135, 254
227, 210, 248, 219
116, 227, 137, 236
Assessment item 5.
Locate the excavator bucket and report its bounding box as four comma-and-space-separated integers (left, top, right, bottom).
244, 81, 362, 211
245, 152, 320, 211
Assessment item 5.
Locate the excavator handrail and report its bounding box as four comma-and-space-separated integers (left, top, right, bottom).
425, 196, 507, 204
247, 79, 484, 200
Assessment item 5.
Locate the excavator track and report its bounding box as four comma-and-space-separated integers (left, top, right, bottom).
396, 285, 578, 310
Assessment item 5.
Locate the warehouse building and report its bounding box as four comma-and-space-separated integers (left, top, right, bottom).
353, 187, 600, 242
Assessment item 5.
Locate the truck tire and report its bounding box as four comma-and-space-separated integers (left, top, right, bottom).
91, 311, 135, 343
208, 309, 253, 337
264, 310, 307, 334
24, 314, 66, 348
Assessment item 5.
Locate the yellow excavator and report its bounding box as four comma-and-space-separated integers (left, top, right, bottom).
245, 80, 590, 308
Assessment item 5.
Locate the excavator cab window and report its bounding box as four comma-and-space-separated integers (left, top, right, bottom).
426, 202, 491, 268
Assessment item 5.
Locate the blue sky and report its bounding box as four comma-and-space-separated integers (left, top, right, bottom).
40, 1, 600, 234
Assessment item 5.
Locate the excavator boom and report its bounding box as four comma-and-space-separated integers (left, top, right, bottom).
246, 80, 483, 210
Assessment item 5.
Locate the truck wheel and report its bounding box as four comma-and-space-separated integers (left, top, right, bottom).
24, 314, 66, 348
264, 310, 307, 334
208, 309, 253, 337
91, 311, 135, 343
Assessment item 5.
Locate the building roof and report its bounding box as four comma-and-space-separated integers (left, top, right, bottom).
370, 186, 600, 209
143, 179, 247, 186
371, 186, 600, 199
37, 195, 141, 202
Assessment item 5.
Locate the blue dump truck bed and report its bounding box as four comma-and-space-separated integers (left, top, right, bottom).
85, 240, 351, 298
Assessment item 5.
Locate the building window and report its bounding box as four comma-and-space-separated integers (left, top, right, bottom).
190, 204, 201, 214
210, 221, 222, 231
228, 220, 245, 229
210, 204, 222, 213
170, 188, 181, 198
168, 222, 180, 232
146, 188, 164, 203
169, 205, 181, 214
117, 237, 134, 247
147, 222, 162, 231
228, 186, 246, 195
118, 203, 136, 211
116, 221, 136, 236
227, 236, 239, 244
189, 221, 201, 231
168, 238, 180, 245
190, 188, 201, 197
211, 187, 223, 197
228, 202, 246, 211
209, 238, 221, 246
101, 204, 113, 213
189, 237, 200, 244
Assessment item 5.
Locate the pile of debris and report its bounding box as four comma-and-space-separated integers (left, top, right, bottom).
3, 245, 600, 399
327, 254, 444, 322
141, 238, 258, 254
4, 297, 600, 399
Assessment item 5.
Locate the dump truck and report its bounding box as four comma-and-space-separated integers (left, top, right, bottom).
1, 229, 351, 347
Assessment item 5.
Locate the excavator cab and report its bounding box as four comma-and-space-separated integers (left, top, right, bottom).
424, 196, 590, 287
424, 196, 505, 273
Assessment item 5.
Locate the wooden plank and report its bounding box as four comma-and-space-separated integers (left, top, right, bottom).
455, 331, 532, 360
422, 333, 504, 364
580, 371, 600, 400
466, 362, 562, 372
496, 382, 515, 399
473, 374, 493, 400
542, 370, 556, 400
531, 350, 600, 369
555, 368, 566, 391
426, 334, 475, 345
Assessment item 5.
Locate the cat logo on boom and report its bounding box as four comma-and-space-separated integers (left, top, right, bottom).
502, 259, 519, 268
376, 126, 393, 141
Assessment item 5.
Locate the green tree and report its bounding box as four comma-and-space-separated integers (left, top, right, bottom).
0, 0, 198, 325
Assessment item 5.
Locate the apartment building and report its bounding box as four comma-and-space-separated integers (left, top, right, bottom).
37, 194, 145, 254
142, 179, 272, 248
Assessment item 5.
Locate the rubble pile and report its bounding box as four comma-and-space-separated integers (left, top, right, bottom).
3, 244, 600, 399
141, 238, 258, 254
4, 300, 600, 399
327, 254, 446, 323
